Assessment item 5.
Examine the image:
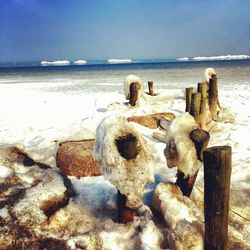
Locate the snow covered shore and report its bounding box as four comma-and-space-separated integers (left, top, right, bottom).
0, 72, 249, 249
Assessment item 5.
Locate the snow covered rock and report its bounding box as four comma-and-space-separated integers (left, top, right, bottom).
56, 140, 100, 178
93, 115, 154, 209
153, 182, 204, 249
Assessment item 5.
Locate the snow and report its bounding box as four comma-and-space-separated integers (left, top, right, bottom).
41, 60, 70, 66
192, 55, 250, 61
0, 165, 13, 178
74, 59, 87, 65
0, 66, 249, 249
123, 74, 144, 102
164, 113, 201, 177
205, 67, 216, 82
93, 115, 154, 209
108, 59, 132, 64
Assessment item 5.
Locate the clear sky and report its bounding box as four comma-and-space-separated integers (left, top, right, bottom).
0, 0, 250, 62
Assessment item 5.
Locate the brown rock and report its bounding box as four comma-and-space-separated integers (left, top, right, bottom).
56, 140, 100, 178
127, 112, 175, 129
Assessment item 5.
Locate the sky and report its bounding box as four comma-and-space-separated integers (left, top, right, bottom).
0, 0, 250, 62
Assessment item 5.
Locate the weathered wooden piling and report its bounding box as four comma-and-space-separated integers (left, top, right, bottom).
148, 81, 154, 96
197, 82, 208, 130
203, 146, 232, 250
189, 92, 201, 125
176, 128, 210, 197
129, 82, 139, 106
185, 87, 194, 112
116, 134, 138, 223
208, 75, 218, 121
190, 128, 210, 161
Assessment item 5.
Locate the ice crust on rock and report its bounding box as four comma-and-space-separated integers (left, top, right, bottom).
153, 182, 204, 249
13, 168, 66, 225
93, 115, 154, 209
164, 113, 201, 177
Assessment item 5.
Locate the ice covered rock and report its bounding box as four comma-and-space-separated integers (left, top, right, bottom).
56, 140, 100, 178
164, 113, 201, 177
93, 115, 154, 209
153, 182, 204, 249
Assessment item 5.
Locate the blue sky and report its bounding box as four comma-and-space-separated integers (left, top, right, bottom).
0, 0, 250, 62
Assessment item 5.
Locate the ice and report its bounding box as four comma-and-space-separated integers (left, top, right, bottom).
93, 115, 154, 209
164, 113, 201, 177
74, 59, 87, 65
41, 60, 70, 66
107, 59, 132, 64
0, 65, 250, 248
0, 165, 13, 178
193, 55, 250, 61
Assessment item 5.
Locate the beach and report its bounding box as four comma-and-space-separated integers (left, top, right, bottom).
0, 60, 249, 249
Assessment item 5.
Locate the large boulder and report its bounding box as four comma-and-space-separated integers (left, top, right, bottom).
127, 112, 175, 129
56, 140, 100, 178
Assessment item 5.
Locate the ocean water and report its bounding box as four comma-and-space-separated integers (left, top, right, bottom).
0, 60, 250, 94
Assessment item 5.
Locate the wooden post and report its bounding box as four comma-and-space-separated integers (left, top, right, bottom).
189, 92, 201, 125
208, 75, 218, 121
190, 128, 210, 161
148, 81, 154, 96
129, 83, 138, 106
176, 128, 210, 197
116, 134, 138, 223
185, 87, 194, 112
197, 82, 207, 130
203, 146, 232, 250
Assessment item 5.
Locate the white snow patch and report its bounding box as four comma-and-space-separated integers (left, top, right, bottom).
0, 206, 9, 219
13, 168, 66, 225
0, 165, 13, 178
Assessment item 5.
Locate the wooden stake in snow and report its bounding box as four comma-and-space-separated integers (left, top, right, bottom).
148, 81, 154, 96
208, 75, 218, 121
185, 87, 194, 112
129, 82, 139, 106
189, 92, 201, 125
176, 128, 210, 197
197, 82, 207, 130
203, 146, 232, 250
116, 134, 138, 223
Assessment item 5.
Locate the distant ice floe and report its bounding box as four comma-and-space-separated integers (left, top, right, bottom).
107, 58, 132, 64
41, 60, 70, 66
192, 55, 250, 61
176, 57, 189, 61
74, 60, 87, 65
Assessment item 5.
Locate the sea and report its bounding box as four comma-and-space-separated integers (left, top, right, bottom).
0, 59, 250, 94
